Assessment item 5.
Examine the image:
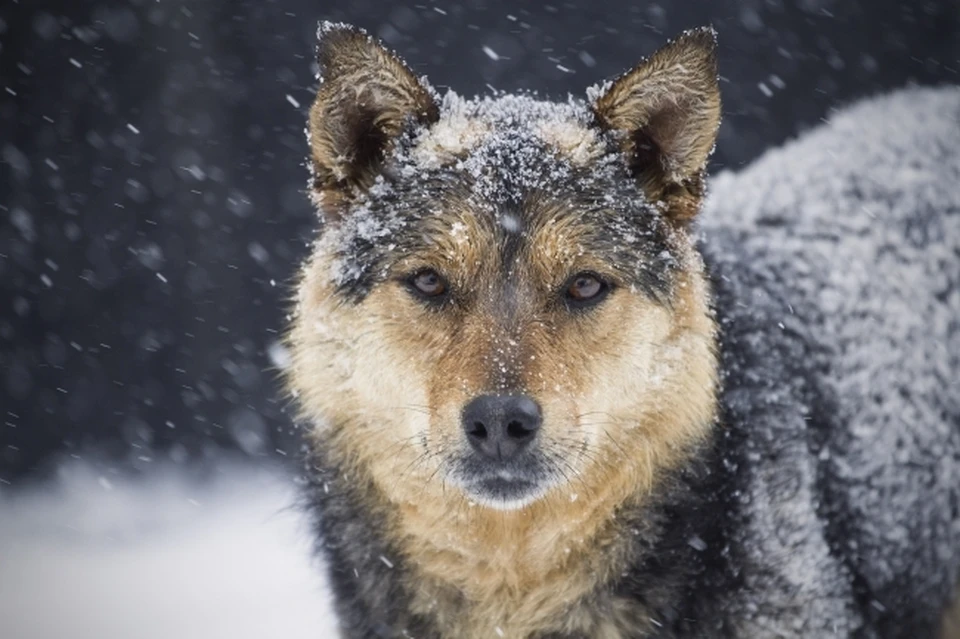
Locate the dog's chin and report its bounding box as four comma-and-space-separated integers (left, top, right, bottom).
458, 475, 550, 511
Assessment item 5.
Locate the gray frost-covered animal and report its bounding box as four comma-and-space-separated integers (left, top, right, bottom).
286, 22, 960, 638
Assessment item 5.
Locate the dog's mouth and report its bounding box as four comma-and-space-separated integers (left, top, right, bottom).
470, 476, 541, 504
454, 459, 553, 510
460, 475, 547, 510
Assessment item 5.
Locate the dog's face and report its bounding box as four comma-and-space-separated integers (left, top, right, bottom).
289, 24, 721, 511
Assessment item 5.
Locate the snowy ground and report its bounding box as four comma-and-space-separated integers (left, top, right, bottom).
0, 461, 340, 639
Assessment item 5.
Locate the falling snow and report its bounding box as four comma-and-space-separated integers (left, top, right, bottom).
482, 45, 500, 61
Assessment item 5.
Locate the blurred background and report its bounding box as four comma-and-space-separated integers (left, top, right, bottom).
2, 0, 959, 485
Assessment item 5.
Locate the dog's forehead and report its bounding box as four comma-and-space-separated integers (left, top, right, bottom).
325, 93, 680, 301
409, 93, 612, 201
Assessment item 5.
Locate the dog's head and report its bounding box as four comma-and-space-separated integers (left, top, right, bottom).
289, 23, 720, 511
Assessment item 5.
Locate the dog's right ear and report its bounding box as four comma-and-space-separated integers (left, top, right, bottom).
591, 28, 721, 223
308, 23, 439, 216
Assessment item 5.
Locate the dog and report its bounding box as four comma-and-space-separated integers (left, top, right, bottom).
285, 22, 960, 638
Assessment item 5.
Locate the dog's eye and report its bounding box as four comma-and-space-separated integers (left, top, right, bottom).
564, 272, 610, 308
408, 269, 448, 299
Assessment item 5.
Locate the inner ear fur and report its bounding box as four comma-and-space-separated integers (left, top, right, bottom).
592, 27, 721, 222
309, 23, 439, 214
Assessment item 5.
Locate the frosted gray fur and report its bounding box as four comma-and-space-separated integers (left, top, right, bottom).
701, 86, 960, 635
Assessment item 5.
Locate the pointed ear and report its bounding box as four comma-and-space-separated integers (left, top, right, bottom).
592, 27, 721, 222
308, 23, 439, 214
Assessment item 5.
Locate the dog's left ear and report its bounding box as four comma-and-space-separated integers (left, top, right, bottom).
308, 23, 439, 216
592, 28, 721, 222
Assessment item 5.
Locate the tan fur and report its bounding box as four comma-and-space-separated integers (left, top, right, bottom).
412, 97, 492, 167
944, 587, 960, 639
535, 119, 607, 167
592, 28, 720, 221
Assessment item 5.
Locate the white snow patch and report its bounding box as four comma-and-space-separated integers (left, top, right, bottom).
268, 340, 292, 370
535, 118, 605, 166
499, 212, 521, 233
0, 461, 340, 639
412, 93, 492, 166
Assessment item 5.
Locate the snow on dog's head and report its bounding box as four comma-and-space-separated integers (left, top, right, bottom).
288, 23, 721, 515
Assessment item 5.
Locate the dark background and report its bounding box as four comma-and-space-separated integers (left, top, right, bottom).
1, 0, 958, 484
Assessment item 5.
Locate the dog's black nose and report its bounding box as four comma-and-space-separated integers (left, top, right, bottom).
461, 395, 542, 461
